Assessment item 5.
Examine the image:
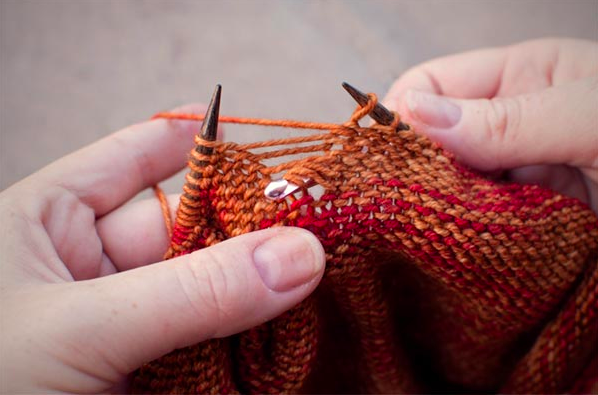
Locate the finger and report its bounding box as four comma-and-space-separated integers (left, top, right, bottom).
63, 228, 325, 376
383, 45, 509, 109
37, 103, 209, 216
394, 77, 598, 171
96, 194, 180, 271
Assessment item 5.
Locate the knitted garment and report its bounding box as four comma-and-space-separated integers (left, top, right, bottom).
132, 96, 598, 394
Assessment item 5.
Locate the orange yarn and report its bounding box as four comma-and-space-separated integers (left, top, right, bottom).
152, 185, 172, 238
133, 94, 598, 394
153, 113, 344, 131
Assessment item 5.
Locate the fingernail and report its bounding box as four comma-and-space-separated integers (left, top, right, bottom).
406, 90, 462, 129
253, 230, 324, 292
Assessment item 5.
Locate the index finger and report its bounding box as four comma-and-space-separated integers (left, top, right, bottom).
383, 46, 508, 110
37, 104, 207, 216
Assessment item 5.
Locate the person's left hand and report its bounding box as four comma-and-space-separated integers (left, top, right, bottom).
0, 105, 325, 393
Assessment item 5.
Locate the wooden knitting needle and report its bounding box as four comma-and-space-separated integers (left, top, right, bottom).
198, 84, 221, 158
341, 82, 409, 130
191, 83, 221, 170
183, 84, 221, 201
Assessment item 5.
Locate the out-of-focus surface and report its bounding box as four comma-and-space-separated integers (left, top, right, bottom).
1, 0, 597, 193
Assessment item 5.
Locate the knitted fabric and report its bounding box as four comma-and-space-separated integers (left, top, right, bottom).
132, 95, 598, 394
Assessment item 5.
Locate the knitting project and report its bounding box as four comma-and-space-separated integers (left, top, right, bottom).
132, 94, 598, 394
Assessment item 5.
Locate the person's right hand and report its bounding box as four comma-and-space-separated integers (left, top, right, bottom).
383, 38, 598, 213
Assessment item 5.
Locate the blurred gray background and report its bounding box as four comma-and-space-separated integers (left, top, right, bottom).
1, 0, 597, 193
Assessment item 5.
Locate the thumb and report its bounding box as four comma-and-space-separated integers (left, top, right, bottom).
66, 227, 325, 375
397, 77, 598, 171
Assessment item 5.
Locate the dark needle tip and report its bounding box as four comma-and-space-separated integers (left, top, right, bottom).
342, 81, 408, 130
342, 81, 369, 108
200, 84, 221, 142
342, 81, 393, 126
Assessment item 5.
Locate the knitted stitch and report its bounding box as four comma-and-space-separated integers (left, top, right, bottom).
132, 94, 598, 394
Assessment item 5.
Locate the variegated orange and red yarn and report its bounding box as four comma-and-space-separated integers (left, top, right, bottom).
132, 94, 598, 394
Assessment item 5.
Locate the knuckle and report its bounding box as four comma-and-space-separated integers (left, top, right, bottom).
109, 132, 154, 187
175, 249, 234, 335
485, 98, 523, 166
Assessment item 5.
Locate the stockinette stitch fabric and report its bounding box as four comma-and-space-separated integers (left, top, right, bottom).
131, 94, 598, 394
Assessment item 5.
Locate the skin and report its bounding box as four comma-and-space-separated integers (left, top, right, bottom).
1, 38, 596, 394
384, 38, 598, 213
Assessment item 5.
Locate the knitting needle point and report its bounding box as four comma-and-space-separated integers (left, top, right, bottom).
199, 84, 221, 151
341, 82, 409, 130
